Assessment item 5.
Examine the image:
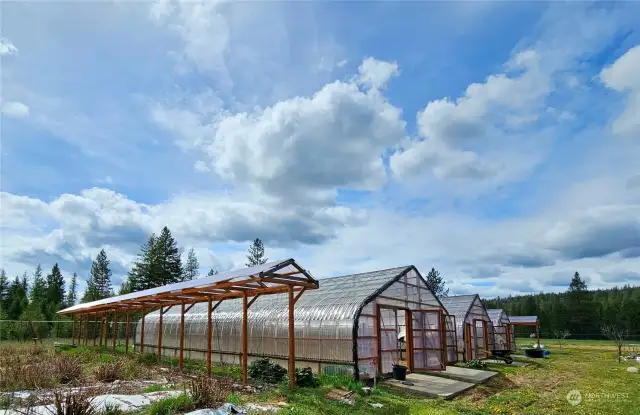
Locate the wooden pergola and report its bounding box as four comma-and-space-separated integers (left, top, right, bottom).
509, 315, 540, 346
57, 259, 319, 388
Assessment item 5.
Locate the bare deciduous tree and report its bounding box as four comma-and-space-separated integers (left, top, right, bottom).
553, 329, 571, 348
602, 324, 628, 363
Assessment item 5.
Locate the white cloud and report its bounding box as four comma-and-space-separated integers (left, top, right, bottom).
601, 45, 640, 137
1, 101, 30, 118
356, 57, 399, 90
193, 160, 210, 172
0, 37, 18, 55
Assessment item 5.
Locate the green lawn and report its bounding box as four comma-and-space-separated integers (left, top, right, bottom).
515, 337, 623, 347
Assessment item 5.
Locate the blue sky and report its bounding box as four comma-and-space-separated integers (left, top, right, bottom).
1, 1, 640, 298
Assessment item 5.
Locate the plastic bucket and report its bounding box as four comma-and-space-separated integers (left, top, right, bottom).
392, 365, 407, 380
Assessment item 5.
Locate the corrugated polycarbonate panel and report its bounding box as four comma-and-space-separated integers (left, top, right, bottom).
439, 294, 494, 360
487, 309, 510, 326
510, 316, 539, 324
136, 266, 413, 366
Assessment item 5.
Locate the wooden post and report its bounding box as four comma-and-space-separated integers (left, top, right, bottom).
140, 307, 146, 354
157, 306, 163, 362
84, 315, 89, 346
93, 314, 97, 347
536, 322, 540, 346
288, 285, 295, 389
72, 315, 76, 345
405, 311, 413, 371
242, 293, 248, 384
99, 315, 105, 347
125, 310, 130, 354
207, 298, 213, 377
179, 302, 185, 372
112, 309, 119, 352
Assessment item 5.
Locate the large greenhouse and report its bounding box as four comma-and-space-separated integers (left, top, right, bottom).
439, 294, 495, 362
135, 265, 456, 379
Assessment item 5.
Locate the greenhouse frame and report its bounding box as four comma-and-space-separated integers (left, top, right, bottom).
509, 315, 540, 345
487, 309, 515, 351
439, 294, 495, 361
58, 259, 320, 388
139, 265, 456, 380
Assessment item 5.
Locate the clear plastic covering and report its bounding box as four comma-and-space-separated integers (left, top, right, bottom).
439, 295, 494, 360
135, 266, 447, 379
509, 316, 539, 324
487, 309, 515, 351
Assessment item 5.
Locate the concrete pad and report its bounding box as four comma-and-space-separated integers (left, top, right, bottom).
427, 365, 498, 384
485, 359, 530, 367
385, 373, 475, 400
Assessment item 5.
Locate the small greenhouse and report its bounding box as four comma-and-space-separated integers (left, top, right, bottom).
509, 315, 540, 345
487, 309, 515, 351
137, 265, 455, 379
439, 294, 495, 361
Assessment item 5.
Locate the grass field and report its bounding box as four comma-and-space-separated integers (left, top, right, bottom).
0, 341, 637, 415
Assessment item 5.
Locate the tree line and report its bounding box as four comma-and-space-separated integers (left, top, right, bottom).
483, 272, 640, 339
0, 224, 268, 340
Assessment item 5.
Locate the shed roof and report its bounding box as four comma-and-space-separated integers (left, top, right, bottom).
509, 315, 539, 324
156, 265, 419, 322
58, 259, 318, 315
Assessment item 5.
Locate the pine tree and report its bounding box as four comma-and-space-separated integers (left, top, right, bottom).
7, 276, 29, 320
46, 263, 65, 307
30, 264, 47, 306
83, 250, 112, 302
65, 273, 78, 307
183, 248, 200, 281
127, 234, 158, 292
154, 226, 183, 286
425, 268, 449, 297
0, 269, 8, 310
207, 269, 219, 277
246, 238, 267, 267
568, 271, 588, 293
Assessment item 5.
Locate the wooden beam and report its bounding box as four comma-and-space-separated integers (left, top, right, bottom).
288, 285, 295, 389
140, 307, 146, 354
179, 302, 185, 372
93, 313, 97, 347
162, 305, 174, 315
212, 300, 223, 312
112, 309, 118, 351
157, 306, 163, 362
242, 293, 248, 385
207, 297, 213, 377
247, 294, 261, 309
184, 303, 197, 314
125, 310, 131, 354
293, 288, 306, 304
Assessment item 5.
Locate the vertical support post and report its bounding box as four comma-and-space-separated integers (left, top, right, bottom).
405, 311, 413, 371
179, 302, 185, 372
157, 306, 163, 362
140, 307, 146, 354
112, 309, 119, 352
536, 322, 540, 347
207, 298, 213, 377
242, 293, 248, 385
99, 315, 105, 347
93, 314, 97, 347
375, 305, 382, 374
288, 285, 295, 389
125, 310, 131, 354
84, 315, 89, 346
72, 315, 76, 345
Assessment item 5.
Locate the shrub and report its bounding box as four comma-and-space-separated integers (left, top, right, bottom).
190, 376, 232, 408
294, 367, 319, 388
136, 353, 158, 365
94, 361, 124, 383
148, 394, 193, 415
100, 403, 124, 415
54, 354, 83, 384
464, 359, 487, 370
48, 389, 98, 415
248, 358, 287, 384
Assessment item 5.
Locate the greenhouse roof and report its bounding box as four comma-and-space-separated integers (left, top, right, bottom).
487, 309, 509, 326
438, 294, 479, 321
156, 265, 420, 321
57, 259, 319, 315
510, 315, 539, 325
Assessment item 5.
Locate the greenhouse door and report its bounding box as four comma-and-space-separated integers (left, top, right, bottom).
409, 310, 446, 372
473, 319, 488, 358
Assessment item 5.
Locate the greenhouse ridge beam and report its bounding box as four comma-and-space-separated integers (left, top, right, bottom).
57, 259, 319, 388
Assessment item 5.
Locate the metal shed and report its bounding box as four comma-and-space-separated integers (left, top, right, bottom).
141, 265, 454, 379
439, 294, 495, 361
487, 309, 515, 351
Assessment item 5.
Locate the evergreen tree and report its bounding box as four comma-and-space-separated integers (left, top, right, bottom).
65, 273, 78, 307
6, 276, 29, 320
183, 248, 200, 281
207, 269, 219, 277
0, 269, 8, 310
246, 238, 267, 267
118, 279, 133, 295
46, 263, 65, 307
425, 267, 449, 297
83, 250, 112, 302
568, 271, 588, 293
29, 264, 47, 306
126, 234, 158, 292
155, 227, 183, 286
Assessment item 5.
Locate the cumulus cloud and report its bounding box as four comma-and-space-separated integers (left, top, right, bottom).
601, 45, 640, 137
1, 101, 30, 118
0, 37, 18, 55
356, 57, 399, 90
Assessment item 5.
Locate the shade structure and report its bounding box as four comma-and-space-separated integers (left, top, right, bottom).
138, 265, 451, 379
439, 294, 494, 361
487, 309, 515, 351
57, 259, 319, 388
510, 315, 540, 345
